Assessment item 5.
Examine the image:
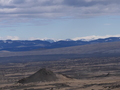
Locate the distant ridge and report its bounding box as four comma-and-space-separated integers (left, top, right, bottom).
1, 41, 120, 57
0, 37, 120, 52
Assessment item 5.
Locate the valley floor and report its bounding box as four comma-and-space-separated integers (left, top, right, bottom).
0, 56, 120, 90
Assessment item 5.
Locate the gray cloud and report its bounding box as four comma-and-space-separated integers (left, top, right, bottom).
11, 0, 26, 4
63, 0, 120, 7
0, 5, 16, 8
0, 0, 120, 26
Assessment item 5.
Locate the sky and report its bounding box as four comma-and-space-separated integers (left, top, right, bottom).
0, 0, 120, 40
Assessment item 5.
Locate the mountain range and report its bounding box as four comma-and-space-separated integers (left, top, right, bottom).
0, 37, 120, 52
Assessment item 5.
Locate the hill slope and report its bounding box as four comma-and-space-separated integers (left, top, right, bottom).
18, 68, 69, 84
0, 41, 120, 57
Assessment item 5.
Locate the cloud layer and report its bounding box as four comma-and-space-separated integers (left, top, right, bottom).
0, 0, 120, 25
0, 36, 19, 40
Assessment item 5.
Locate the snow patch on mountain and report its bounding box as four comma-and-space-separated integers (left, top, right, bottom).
1, 35, 120, 42
72, 35, 120, 41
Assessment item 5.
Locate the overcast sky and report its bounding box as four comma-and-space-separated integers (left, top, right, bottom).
0, 0, 120, 40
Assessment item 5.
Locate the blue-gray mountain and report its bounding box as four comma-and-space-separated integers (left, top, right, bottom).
0, 37, 120, 52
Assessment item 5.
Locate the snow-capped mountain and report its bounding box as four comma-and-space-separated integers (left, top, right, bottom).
0, 37, 120, 52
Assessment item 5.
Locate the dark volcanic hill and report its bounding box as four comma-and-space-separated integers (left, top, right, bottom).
18, 68, 67, 83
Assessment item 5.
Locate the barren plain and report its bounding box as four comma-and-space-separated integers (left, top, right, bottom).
0, 55, 120, 90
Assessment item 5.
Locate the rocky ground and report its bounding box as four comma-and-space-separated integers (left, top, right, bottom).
0, 56, 120, 90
